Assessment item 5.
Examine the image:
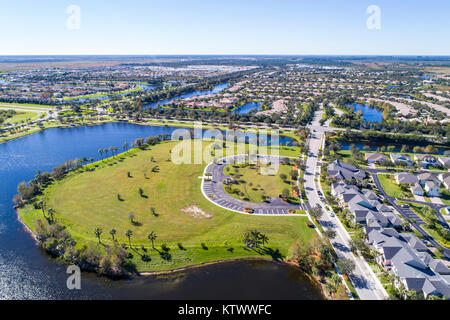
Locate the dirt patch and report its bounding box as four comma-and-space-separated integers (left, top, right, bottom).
181, 205, 213, 219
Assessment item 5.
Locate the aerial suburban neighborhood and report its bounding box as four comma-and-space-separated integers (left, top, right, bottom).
0, 0, 449, 310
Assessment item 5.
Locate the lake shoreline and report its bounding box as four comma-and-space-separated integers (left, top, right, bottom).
15, 207, 327, 299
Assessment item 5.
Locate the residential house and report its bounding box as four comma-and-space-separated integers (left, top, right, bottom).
424, 181, 441, 197
438, 157, 450, 168
395, 172, 418, 185
390, 154, 413, 166
411, 183, 424, 196
366, 228, 450, 298
365, 153, 388, 164
438, 173, 450, 190
417, 172, 440, 185
414, 154, 438, 168
327, 160, 366, 182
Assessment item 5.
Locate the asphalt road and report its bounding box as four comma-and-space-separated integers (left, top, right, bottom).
305, 110, 388, 300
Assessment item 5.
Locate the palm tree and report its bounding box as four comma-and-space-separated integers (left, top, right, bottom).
109, 228, 116, 241
243, 231, 252, 247
250, 230, 261, 248
125, 229, 133, 247
94, 227, 103, 243
147, 231, 157, 249
104, 148, 109, 158
122, 142, 128, 152
98, 148, 104, 160
260, 234, 269, 247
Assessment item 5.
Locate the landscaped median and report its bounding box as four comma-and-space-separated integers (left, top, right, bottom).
18, 140, 318, 275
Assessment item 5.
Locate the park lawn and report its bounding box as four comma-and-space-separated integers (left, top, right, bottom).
378, 174, 413, 199
4, 111, 40, 124
20, 140, 317, 272
223, 162, 298, 203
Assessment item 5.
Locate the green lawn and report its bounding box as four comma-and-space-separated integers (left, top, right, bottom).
223, 161, 298, 203
20, 140, 316, 272
3, 111, 40, 124
378, 174, 413, 199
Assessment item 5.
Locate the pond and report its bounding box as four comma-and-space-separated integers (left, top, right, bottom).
0, 122, 314, 299
232, 102, 261, 114
143, 83, 229, 109
347, 103, 383, 123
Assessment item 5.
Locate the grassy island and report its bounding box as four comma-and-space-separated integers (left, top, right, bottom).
19, 140, 316, 274
223, 161, 300, 204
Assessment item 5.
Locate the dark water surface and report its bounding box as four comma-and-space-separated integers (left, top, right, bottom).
0, 122, 321, 299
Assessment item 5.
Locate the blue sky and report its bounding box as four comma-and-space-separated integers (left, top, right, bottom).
0, 0, 449, 55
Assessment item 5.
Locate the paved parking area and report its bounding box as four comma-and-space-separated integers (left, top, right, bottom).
202, 155, 303, 215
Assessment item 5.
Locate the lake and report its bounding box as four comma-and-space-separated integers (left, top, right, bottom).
233, 101, 261, 114
348, 103, 383, 123
0, 122, 317, 299
143, 83, 229, 109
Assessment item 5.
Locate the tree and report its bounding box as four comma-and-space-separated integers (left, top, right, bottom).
309, 205, 323, 220
147, 231, 157, 249
122, 142, 129, 152
109, 228, 116, 241
336, 258, 356, 277
125, 229, 133, 247
292, 239, 314, 272
94, 227, 103, 243
281, 188, 290, 200
324, 228, 337, 240
128, 213, 135, 224
325, 273, 342, 297
260, 234, 269, 247
98, 148, 104, 160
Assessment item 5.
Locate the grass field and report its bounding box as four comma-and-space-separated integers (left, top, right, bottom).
223, 162, 298, 203
3, 110, 40, 124
378, 174, 413, 199
20, 140, 317, 272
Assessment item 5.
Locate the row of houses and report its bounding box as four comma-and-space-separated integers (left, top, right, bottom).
395, 172, 449, 197
327, 160, 450, 298
367, 227, 450, 298
365, 152, 450, 168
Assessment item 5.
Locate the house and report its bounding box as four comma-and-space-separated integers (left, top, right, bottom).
417, 172, 440, 185
395, 172, 419, 185
438, 157, 450, 168
390, 154, 413, 166
367, 228, 450, 298
414, 154, 438, 168
365, 153, 388, 164
438, 173, 450, 190
411, 183, 424, 196
424, 181, 441, 197
327, 160, 366, 182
